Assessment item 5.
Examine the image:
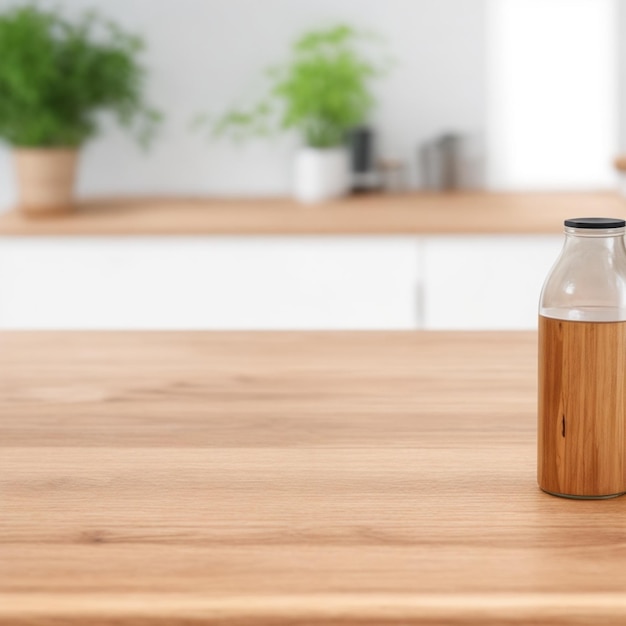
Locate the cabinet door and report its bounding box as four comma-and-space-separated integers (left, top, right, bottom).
422, 235, 562, 329
0, 236, 420, 330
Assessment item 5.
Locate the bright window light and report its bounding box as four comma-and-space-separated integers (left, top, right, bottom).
487, 0, 617, 189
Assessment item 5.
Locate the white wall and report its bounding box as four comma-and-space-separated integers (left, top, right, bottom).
0, 0, 487, 211
612, 2, 626, 159
487, 0, 618, 190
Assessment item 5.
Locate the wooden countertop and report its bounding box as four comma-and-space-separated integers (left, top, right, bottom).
0, 191, 624, 235
2, 331, 626, 625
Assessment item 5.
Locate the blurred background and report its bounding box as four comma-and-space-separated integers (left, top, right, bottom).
0, 0, 623, 330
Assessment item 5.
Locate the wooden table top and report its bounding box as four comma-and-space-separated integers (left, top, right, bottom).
1, 331, 626, 625
0, 191, 624, 236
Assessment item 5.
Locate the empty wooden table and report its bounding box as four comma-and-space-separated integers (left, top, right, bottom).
1, 331, 626, 625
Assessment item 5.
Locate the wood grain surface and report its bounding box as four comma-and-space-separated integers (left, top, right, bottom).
538, 317, 626, 498
0, 191, 623, 236
2, 331, 626, 625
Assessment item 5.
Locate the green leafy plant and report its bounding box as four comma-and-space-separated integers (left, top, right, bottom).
0, 4, 160, 148
209, 24, 387, 149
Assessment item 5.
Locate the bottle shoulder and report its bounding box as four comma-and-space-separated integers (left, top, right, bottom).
540, 243, 626, 322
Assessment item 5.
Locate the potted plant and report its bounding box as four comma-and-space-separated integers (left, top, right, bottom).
210, 24, 386, 203
0, 5, 159, 215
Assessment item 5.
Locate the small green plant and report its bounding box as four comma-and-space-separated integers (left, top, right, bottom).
209, 24, 387, 149
0, 4, 159, 148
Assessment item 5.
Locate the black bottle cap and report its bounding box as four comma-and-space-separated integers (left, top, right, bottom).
564, 217, 626, 229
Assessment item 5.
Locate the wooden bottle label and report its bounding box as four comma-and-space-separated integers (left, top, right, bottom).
538, 315, 626, 497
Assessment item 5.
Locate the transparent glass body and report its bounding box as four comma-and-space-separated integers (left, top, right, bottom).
540, 226, 626, 321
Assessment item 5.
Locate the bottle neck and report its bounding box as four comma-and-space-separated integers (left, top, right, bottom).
565, 226, 626, 237
564, 227, 626, 255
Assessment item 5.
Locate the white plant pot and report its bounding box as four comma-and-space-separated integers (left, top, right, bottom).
618, 173, 626, 198
293, 147, 351, 204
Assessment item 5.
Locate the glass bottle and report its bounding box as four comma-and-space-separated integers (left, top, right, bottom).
538, 217, 626, 498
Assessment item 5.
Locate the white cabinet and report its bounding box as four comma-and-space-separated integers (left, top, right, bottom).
0, 236, 421, 330
422, 236, 563, 329
0, 234, 563, 330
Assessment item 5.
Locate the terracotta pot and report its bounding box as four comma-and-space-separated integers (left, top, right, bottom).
13, 148, 79, 215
